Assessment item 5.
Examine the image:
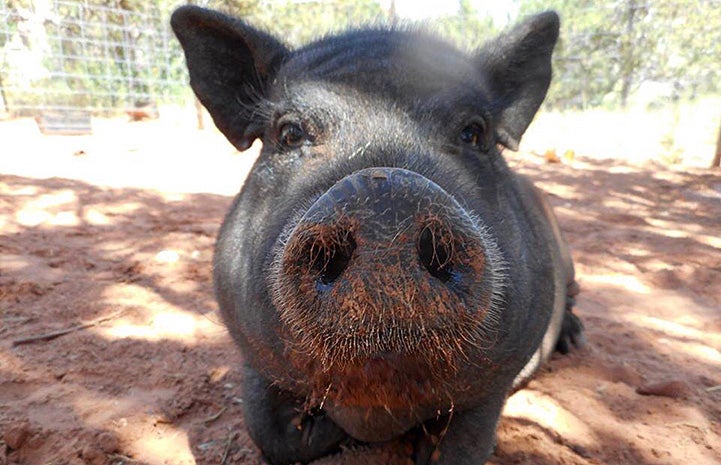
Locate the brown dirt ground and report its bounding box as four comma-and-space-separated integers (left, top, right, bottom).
1, 118, 720, 465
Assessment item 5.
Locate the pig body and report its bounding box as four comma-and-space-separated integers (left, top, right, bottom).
172, 7, 583, 465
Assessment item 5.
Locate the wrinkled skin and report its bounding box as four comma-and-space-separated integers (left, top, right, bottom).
172, 7, 583, 465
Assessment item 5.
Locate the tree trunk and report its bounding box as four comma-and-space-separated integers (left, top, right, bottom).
712, 118, 721, 168
619, 0, 638, 108
0, 72, 8, 114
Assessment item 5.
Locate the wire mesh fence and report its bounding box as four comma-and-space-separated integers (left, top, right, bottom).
0, 0, 188, 127
0, 0, 719, 164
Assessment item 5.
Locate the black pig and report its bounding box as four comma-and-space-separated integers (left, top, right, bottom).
172, 6, 583, 465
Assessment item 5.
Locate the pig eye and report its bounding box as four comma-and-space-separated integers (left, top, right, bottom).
279, 123, 306, 148
460, 121, 488, 150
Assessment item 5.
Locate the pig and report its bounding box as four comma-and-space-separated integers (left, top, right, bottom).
171, 6, 583, 465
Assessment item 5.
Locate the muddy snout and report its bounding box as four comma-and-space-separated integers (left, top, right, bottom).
274, 167, 501, 369
283, 168, 484, 286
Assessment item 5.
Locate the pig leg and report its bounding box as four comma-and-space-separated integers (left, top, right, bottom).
413, 396, 505, 465
555, 279, 584, 354
242, 365, 349, 465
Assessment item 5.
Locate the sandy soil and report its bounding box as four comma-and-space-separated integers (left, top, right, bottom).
1, 117, 720, 465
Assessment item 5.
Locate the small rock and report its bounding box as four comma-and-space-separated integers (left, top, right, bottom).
155, 250, 180, 263
699, 375, 719, 388
96, 431, 119, 453
4, 421, 31, 450
636, 380, 691, 399
544, 148, 560, 163
569, 443, 592, 458
607, 363, 644, 386
80, 445, 105, 465
647, 269, 682, 289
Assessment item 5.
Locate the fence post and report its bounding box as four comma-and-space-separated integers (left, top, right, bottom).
712, 118, 721, 169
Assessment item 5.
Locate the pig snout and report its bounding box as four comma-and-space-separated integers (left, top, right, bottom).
272, 168, 506, 396
285, 167, 480, 288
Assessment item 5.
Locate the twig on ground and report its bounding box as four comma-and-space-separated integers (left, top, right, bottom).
220, 427, 235, 465
204, 406, 227, 425
11, 310, 124, 347
3, 316, 36, 324
706, 385, 721, 393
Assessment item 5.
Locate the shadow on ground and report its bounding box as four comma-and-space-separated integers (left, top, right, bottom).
1, 156, 720, 465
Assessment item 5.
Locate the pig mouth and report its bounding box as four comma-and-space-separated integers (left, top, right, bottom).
270, 168, 507, 408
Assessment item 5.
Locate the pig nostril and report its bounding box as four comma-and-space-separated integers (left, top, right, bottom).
309, 231, 356, 286
417, 224, 454, 283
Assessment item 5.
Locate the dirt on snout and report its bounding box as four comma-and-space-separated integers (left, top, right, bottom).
1, 118, 720, 465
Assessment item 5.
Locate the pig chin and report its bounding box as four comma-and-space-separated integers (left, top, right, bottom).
269, 168, 507, 409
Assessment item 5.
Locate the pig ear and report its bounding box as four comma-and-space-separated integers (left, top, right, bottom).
171, 6, 289, 151
477, 11, 559, 151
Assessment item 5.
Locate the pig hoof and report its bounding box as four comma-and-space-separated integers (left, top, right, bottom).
261, 410, 349, 465
297, 410, 351, 461
243, 367, 349, 465
555, 305, 584, 354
